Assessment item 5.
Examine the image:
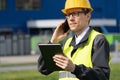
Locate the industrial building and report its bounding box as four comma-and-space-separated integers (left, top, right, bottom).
0, 0, 120, 56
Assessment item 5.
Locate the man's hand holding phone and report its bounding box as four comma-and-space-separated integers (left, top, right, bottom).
50, 20, 70, 43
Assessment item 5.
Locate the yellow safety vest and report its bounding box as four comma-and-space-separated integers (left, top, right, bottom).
59, 30, 101, 80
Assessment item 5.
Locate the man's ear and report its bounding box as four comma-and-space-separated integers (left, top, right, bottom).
87, 13, 91, 19
85, 13, 91, 24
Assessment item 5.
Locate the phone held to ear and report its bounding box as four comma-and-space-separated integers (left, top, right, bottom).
62, 20, 70, 33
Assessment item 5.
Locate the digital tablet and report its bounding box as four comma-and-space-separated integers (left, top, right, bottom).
38, 43, 63, 71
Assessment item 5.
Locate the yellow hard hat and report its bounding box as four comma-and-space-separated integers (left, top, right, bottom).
62, 0, 93, 14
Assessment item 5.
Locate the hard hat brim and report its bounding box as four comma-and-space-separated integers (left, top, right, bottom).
61, 7, 93, 14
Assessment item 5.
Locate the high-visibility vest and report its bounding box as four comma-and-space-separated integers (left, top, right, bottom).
59, 30, 101, 80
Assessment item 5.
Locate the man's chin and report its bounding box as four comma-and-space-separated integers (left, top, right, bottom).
70, 28, 76, 32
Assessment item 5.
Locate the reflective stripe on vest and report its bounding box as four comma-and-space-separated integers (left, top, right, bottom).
59, 30, 101, 80
59, 72, 76, 78
59, 72, 79, 80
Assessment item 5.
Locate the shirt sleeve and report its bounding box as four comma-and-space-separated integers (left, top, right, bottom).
37, 55, 53, 75
37, 41, 54, 75
72, 34, 110, 80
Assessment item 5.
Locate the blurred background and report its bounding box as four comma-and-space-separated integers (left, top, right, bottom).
0, 0, 120, 56
0, 0, 120, 80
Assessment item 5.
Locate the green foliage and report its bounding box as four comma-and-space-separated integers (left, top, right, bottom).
0, 63, 120, 80
110, 63, 120, 80
105, 34, 120, 45
0, 70, 58, 80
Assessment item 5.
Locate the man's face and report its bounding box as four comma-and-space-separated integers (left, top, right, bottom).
66, 8, 91, 34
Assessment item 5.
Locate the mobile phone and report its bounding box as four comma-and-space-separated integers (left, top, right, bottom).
62, 20, 70, 33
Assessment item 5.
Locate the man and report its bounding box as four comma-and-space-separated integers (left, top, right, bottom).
38, 0, 110, 80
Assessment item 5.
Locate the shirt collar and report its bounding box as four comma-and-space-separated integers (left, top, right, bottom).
70, 26, 93, 49
75, 27, 90, 45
